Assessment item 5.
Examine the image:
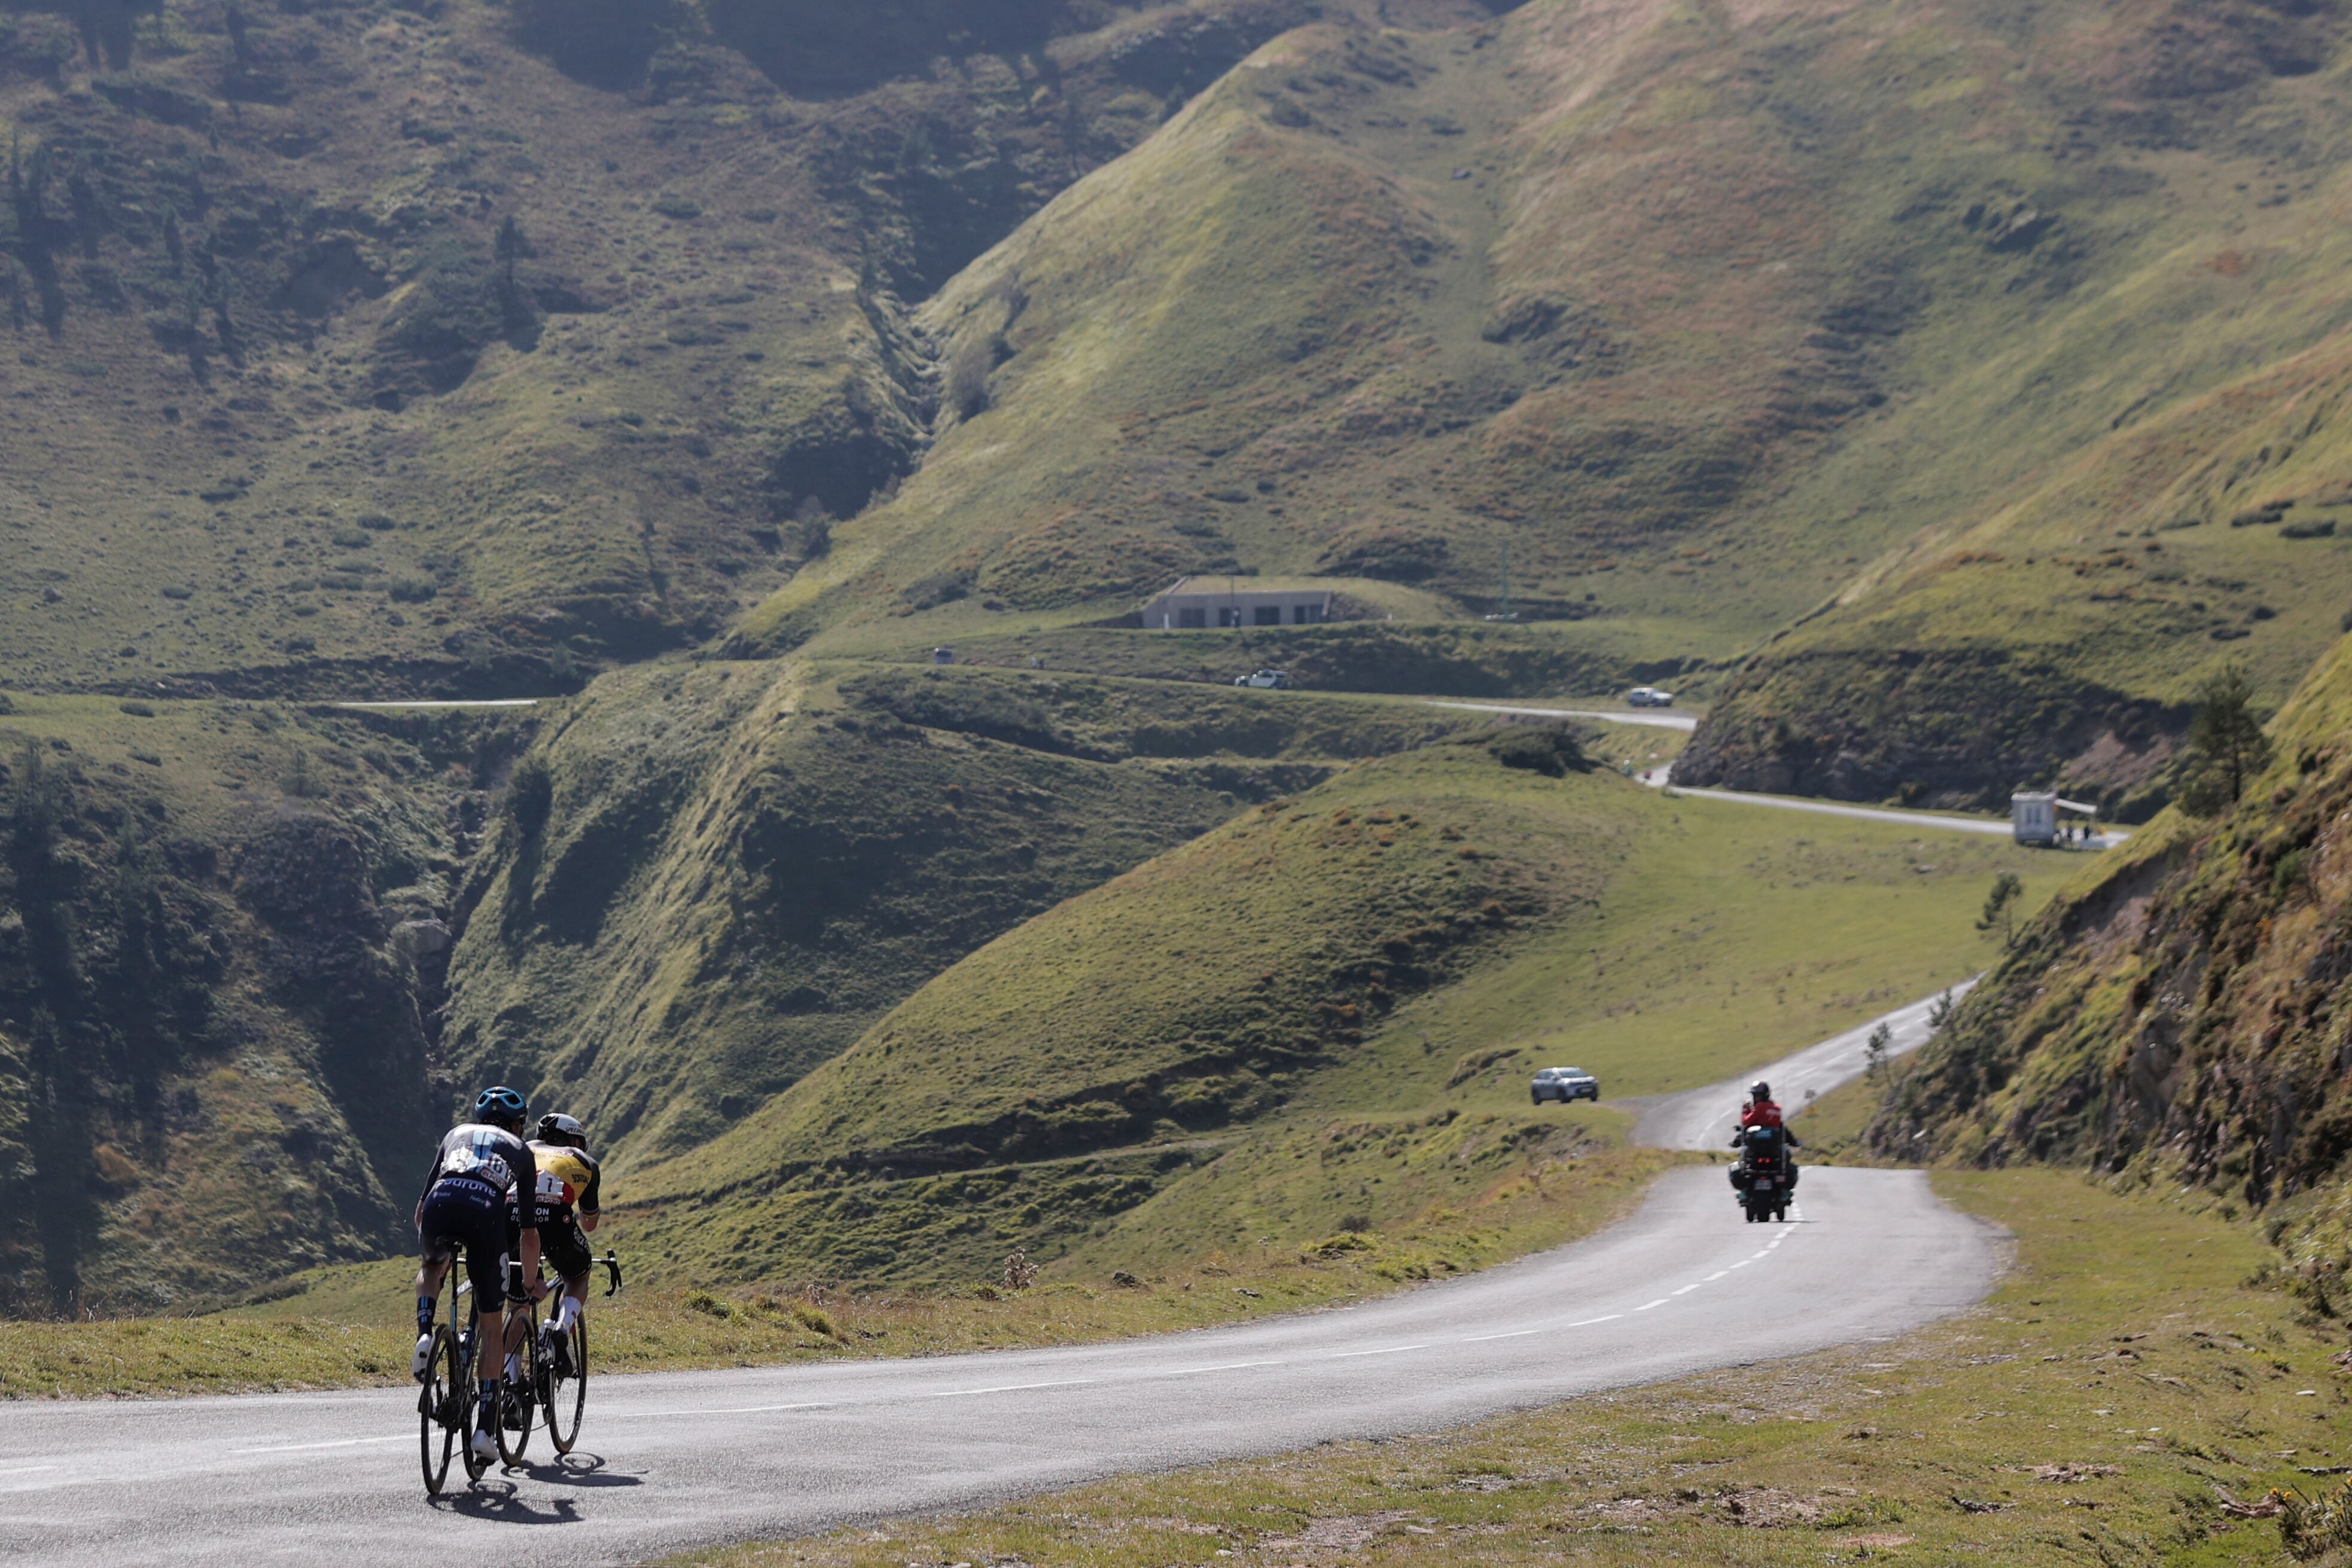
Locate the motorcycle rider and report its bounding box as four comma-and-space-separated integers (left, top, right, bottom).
413, 1086, 545, 1464
1731, 1079, 1801, 1184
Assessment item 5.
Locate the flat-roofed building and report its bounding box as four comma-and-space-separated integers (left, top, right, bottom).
1141, 577, 1335, 630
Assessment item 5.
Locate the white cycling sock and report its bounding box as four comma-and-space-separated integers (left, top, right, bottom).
551, 1297, 580, 1332
503, 1353, 520, 1381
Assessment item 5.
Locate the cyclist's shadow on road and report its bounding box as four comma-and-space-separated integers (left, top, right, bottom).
435, 1454, 642, 1523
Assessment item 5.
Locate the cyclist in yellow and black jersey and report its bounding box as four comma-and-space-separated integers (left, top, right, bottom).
511, 1112, 602, 1376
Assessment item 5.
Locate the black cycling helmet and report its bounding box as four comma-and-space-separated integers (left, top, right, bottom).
536, 1112, 587, 1149
473, 1085, 527, 1131
1750, 1080, 1771, 1102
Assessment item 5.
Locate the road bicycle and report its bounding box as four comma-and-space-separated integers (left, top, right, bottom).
418, 1243, 506, 1494
417, 1244, 624, 1490
526, 1250, 624, 1457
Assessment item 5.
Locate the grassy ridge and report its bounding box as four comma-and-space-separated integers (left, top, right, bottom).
624, 740, 2069, 1285
1860, 628, 2352, 1251
439, 662, 1506, 1171
666, 1169, 2348, 1568
744, 0, 2352, 721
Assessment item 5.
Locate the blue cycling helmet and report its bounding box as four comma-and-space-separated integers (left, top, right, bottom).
473, 1085, 527, 1130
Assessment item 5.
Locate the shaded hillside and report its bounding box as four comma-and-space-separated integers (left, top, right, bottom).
0, 693, 524, 1311
743, 0, 2352, 704
1867, 632, 2352, 1237
0, 0, 1480, 698
1684, 334, 2352, 813
618, 742, 2064, 1285
438, 662, 1492, 1170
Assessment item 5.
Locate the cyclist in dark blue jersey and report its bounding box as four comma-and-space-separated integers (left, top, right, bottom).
413, 1086, 545, 1463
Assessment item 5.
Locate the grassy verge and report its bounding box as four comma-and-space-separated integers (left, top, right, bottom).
0, 1136, 1684, 1401
657, 1167, 2350, 1568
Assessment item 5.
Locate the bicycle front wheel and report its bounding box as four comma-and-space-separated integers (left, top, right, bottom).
544, 1316, 587, 1454
495, 1313, 537, 1468
418, 1326, 459, 1496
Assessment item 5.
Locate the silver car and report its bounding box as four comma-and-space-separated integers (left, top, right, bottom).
1625, 686, 1675, 707
1530, 1066, 1600, 1104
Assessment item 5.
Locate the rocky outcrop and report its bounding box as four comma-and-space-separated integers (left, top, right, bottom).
1677, 648, 2188, 817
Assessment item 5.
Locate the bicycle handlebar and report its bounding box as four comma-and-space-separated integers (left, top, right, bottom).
598, 1252, 623, 1298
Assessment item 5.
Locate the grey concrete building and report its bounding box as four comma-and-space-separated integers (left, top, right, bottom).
1140, 576, 1335, 630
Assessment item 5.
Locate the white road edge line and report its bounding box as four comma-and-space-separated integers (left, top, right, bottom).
928, 1380, 1095, 1398
638, 1402, 833, 1418
1464, 1329, 1540, 1343
0, 1464, 60, 1475
1671, 1284, 1704, 1296
1327, 1344, 1428, 1359
227, 1436, 407, 1455
1133, 1360, 1288, 1378
1567, 1314, 1624, 1326
1705, 1270, 1730, 1281
1635, 1298, 1669, 1311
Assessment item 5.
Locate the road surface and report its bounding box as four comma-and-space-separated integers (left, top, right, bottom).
1423, 699, 1698, 733
331, 699, 544, 711
1637, 981, 1980, 1151
0, 1169, 1991, 1568
1634, 768, 2129, 846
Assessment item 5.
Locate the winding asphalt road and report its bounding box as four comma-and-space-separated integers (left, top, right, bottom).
1637, 981, 1981, 1152
0, 981, 2002, 1567
0, 1168, 1990, 1568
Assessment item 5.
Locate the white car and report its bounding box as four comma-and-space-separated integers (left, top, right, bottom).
1530, 1066, 1600, 1104
1625, 686, 1675, 707
1234, 669, 1291, 690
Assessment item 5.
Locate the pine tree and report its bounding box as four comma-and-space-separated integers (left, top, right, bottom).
2185, 661, 2273, 809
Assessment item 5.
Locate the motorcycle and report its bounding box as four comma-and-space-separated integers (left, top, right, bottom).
1728, 1124, 1796, 1223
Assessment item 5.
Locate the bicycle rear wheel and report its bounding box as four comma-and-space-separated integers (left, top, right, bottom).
543, 1315, 587, 1454
495, 1310, 537, 1467
418, 1326, 459, 1496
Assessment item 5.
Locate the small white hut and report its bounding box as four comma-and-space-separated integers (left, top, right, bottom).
2010, 791, 2099, 846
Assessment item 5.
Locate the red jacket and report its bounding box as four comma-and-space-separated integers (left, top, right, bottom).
1740, 1099, 1784, 1130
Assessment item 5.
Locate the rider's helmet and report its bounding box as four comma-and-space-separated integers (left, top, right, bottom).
1749, 1080, 1771, 1102
536, 1112, 588, 1149
473, 1085, 528, 1132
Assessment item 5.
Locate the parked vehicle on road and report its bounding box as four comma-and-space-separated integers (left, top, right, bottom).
1234, 669, 1291, 690
1530, 1066, 1600, 1104
1625, 686, 1675, 707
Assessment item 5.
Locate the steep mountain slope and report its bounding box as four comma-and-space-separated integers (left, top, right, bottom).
1867, 630, 2352, 1259
742, 0, 2352, 718
0, 0, 1488, 698
438, 661, 1490, 1170
0, 693, 525, 1311
620, 741, 2062, 1285
1674, 2, 2352, 809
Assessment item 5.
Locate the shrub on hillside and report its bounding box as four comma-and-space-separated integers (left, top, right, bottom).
504, 755, 554, 835
1486, 726, 1589, 777
946, 337, 993, 420
509, 0, 698, 87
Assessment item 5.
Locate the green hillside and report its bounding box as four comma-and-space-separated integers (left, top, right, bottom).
735, 0, 2352, 744
0, 0, 1470, 698
623, 740, 2065, 1285
12, 0, 2352, 1353
440, 661, 1495, 1170
1859, 627, 2352, 1294
0, 691, 526, 1310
